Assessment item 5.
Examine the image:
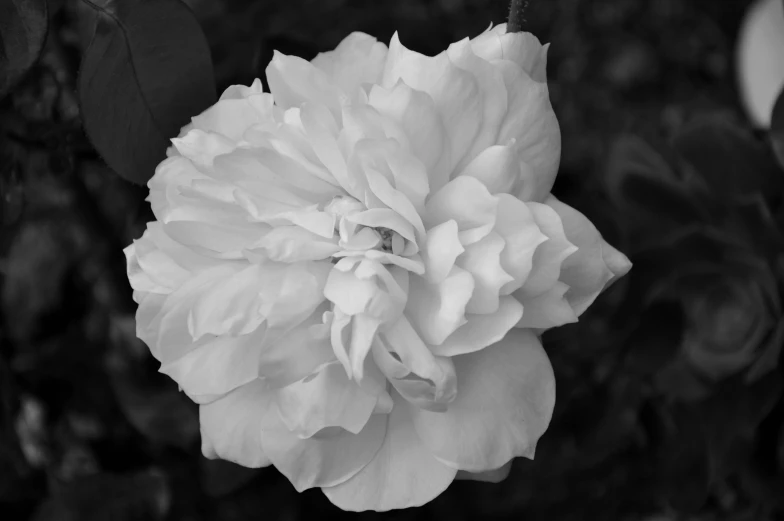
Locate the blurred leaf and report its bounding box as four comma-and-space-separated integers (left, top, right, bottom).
0, 0, 48, 99
746, 318, 784, 382
200, 458, 260, 498
78, 0, 216, 185
32, 469, 170, 521
770, 85, 784, 170
673, 115, 783, 201
607, 135, 707, 230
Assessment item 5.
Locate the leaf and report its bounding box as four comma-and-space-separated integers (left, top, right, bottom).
673, 115, 783, 201
606, 135, 708, 232
0, 0, 48, 99
770, 85, 784, 170
78, 0, 216, 185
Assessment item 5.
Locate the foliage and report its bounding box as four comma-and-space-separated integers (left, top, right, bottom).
0, 0, 782, 520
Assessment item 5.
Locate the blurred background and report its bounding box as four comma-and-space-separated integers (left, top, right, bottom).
2, 0, 784, 519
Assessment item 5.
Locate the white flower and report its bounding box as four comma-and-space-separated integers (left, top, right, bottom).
125, 23, 631, 511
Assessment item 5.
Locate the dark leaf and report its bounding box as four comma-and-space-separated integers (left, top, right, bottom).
78, 0, 216, 185
673, 115, 783, 200
606, 135, 711, 243
0, 0, 48, 99
770, 84, 784, 170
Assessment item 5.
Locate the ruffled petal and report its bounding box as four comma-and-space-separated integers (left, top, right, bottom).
455, 459, 513, 483
199, 379, 273, 468
422, 219, 464, 284
257, 313, 336, 389
470, 24, 549, 83
424, 176, 497, 245
259, 406, 387, 491
275, 361, 378, 437
446, 38, 508, 170
495, 60, 560, 202
382, 33, 482, 174
515, 281, 578, 329
410, 328, 555, 472
368, 81, 451, 192
322, 392, 457, 512
517, 202, 577, 298
456, 145, 519, 195
430, 296, 523, 357
160, 325, 267, 399
406, 269, 474, 346
456, 231, 514, 314
546, 196, 632, 316
311, 32, 388, 100
265, 51, 347, 118
494, 194, 548, 294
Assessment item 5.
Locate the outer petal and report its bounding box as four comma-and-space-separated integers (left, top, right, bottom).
424, 176, 497, 245
382, 33, 482, 175
494, 194, 548, 294
470, 24, 549, 83
159, 325, 267, 399
259, 405, 387, 492
517, 202, 577, 298
265, 51, 347, 119
515, 281, 578, 329
311, 32, 388, 100
456, 231, 514, 314
456, 145, 520, 195
495, 60, 560, 202
275, 361, 378, 438
322, 391, 457, 512
546, 196, 632, 316
199, 379, 273, 468
430, 296, 523, 357
368, 82, 451, 192
406, 268, 474, 346
410, 329, 555, 472
455, 460, 513, 483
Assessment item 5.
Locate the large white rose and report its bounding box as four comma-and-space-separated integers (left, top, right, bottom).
125, 23, 631, 511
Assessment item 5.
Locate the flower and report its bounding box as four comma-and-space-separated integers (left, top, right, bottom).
125, 23, 631, 511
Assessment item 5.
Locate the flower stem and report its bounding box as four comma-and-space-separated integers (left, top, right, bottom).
507, 0, 529, 33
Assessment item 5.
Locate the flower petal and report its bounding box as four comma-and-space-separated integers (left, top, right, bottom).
456, 231, 514, 315
265, 51, 347, 118
311, 32, 388, 100
515, 281, 578, 329
422, 219, 464, 284
406, 268, 474, 346
199, 379, 273, 468
259, 406, 387, 491
369, 81, 451, 192
410, 328, 555, 472
494, 195, 548, 294
546, 196, 632, 315
456, 145, 519, 195
382, 33, 482, 174
424, 176, 497, 245
322, 392, 457, 512
275, 360, 378, 438
430, 296, 523, 357
495, 60, 560, 202
517, 202, 577, 298
470, 24, 549, 83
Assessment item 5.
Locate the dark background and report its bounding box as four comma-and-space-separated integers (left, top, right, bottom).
2, 0, 784, 520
